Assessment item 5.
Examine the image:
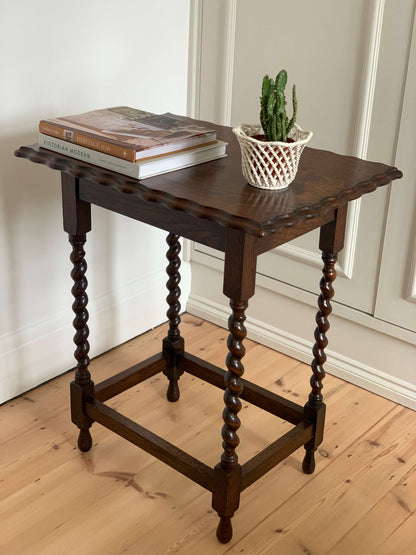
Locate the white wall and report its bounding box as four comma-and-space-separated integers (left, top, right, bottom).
0, 0, 191, 403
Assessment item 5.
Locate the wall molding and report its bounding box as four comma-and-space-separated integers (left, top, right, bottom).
353, 0, 385, 159
193, 241, 353, 280
187, 1, 386, 286
187, 292, 416, 411
219, 0, 237, 125
190, 245, 416, 345
273, 243, 353, 279
406, 216, 416, 302
373, 6, 416, 325
187, 0, 237, 124
275, 1, 385, 282
187, 0, 203, 119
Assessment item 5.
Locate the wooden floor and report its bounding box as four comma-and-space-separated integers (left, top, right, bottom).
2, 314, 416, 554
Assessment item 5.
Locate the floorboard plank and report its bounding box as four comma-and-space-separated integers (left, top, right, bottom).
1, 314, 415, 554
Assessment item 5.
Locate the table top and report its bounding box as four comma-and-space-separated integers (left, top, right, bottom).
15, 118, 402, 239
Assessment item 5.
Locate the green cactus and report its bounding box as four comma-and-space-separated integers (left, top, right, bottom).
260, 70, 297, 142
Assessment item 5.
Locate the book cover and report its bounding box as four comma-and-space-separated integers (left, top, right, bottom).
38, 133, 227, 179
39, 107, 217, 162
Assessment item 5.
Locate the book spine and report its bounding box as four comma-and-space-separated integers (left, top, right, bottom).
38, 134, 140, 178
39, 133, 227, 180
39, 121, 136, 162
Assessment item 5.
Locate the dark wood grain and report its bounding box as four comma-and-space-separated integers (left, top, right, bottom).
241, 421, 314, 490
69, 234, 94, 452
309, 252, 337, 409
180, 353, 304, 424
302, 251, 337, 474
78, 177, 228, 251
61, 174, 91, 235
15, 121, 402, 239
69, 235, 90, 386
221, 300, 247, 472
162, 233, 185, 402
86, 400, 214, 491
223, 230, 257, 300
94, 353, 167, 402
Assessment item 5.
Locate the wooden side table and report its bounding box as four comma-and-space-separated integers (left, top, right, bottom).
15, 120, 402, 543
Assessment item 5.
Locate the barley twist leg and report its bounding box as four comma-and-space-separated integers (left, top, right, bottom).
69, 234, 94, 452
163, 232, 184, 401
214, 299, 247, 543
303, 252, 337, 474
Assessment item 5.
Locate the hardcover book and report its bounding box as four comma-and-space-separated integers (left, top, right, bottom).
39, 107, 217, 162
38, 133, 227, 179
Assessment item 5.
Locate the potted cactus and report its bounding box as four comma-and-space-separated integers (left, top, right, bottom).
234, 69, 312, 190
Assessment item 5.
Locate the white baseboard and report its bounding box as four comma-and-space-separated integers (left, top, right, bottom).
0, 265, 190, 405
187, 293, 416, 411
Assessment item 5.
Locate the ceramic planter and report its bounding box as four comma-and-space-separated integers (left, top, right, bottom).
233, 123, 313, 190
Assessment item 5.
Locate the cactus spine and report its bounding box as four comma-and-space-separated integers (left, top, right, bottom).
260, 70, 297, 142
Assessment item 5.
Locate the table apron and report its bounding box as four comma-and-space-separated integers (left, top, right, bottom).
79, 178, 227, 251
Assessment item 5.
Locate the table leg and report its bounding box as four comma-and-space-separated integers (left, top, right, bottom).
302, 251, 336, 473
302, 205, 347, 473
213, 230, 257, 543
163, 233, 184, 402
213, 299, 247, 543
69, 234, 94, 452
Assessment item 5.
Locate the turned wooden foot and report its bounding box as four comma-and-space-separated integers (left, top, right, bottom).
302, 448, 316, 474
216, 516, 233, 543
166, 379, 180, 402
78, 428, 93, 452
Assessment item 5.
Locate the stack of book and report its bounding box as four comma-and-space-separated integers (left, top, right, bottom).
38, 106, 227, 179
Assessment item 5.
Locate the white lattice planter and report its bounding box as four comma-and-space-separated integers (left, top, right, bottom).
233, 123, 313, 190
